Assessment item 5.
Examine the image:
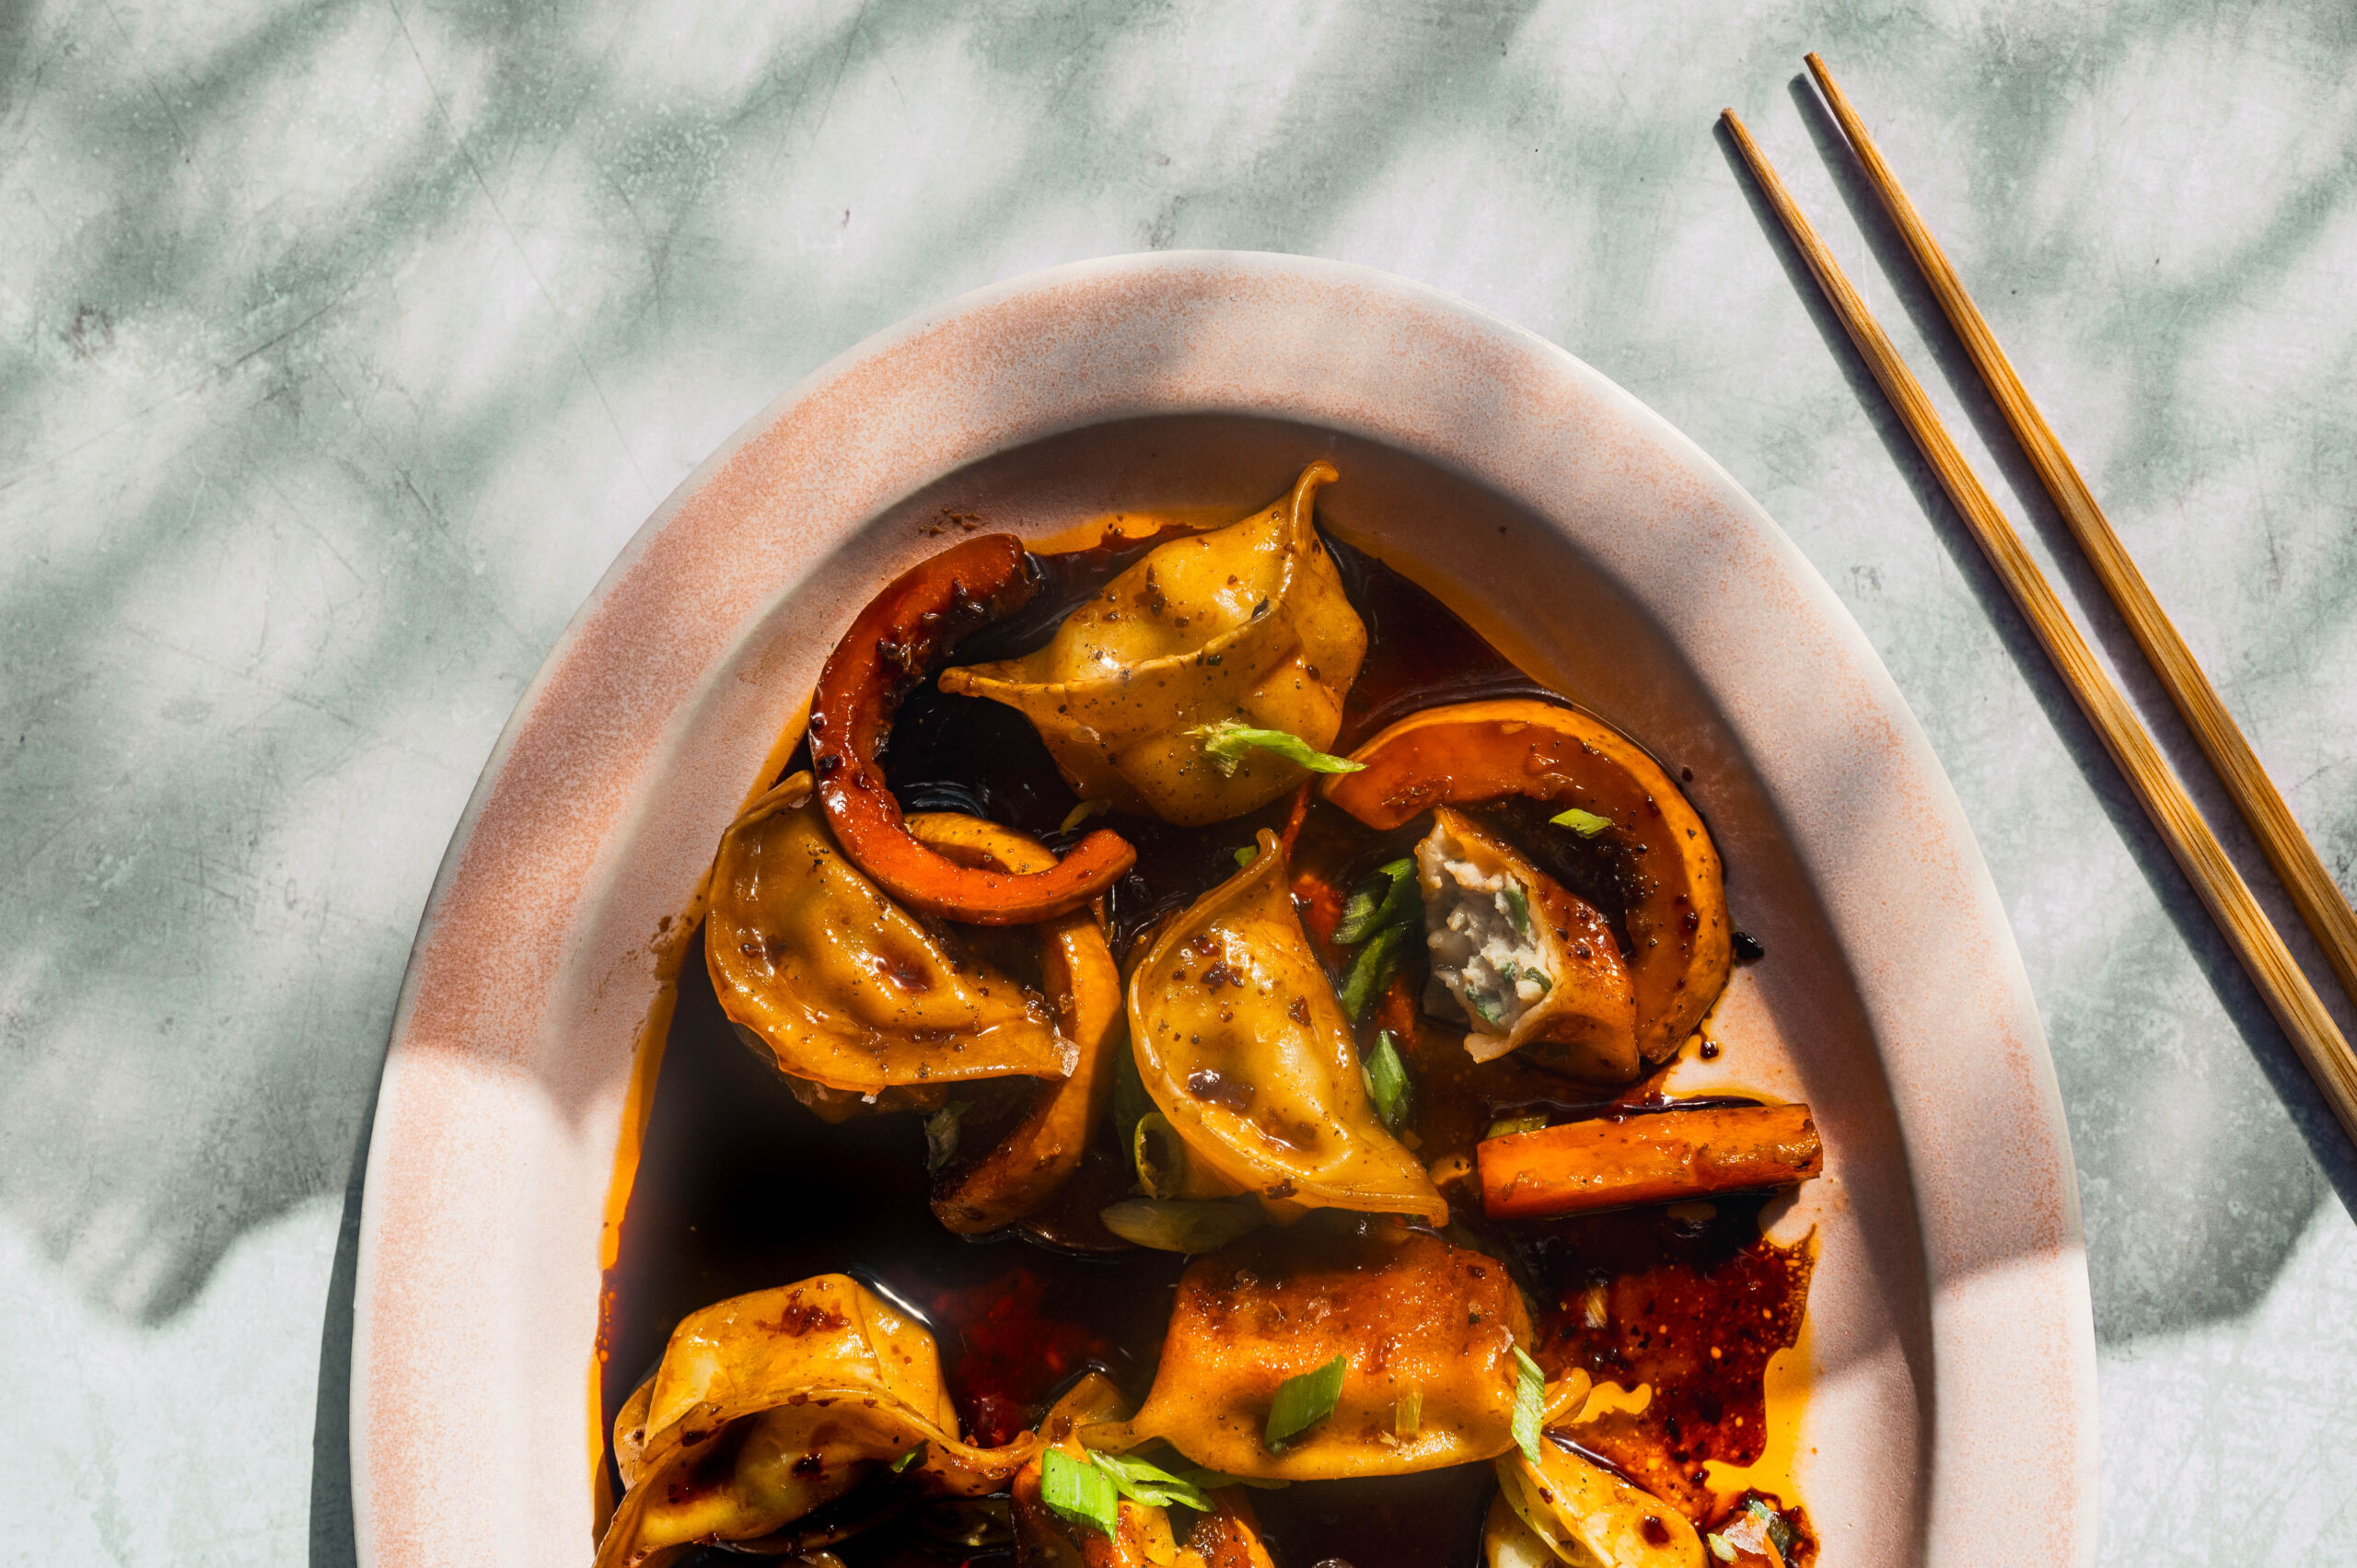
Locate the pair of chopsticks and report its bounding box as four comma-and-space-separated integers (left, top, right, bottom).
1724, 57, 2357, 1148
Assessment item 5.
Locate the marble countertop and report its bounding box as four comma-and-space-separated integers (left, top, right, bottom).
4, 2, 2352, 1562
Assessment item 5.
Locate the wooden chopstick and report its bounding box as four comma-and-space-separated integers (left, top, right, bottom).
1802, 52, 2357, 1023
1719, 107, 2357, 1148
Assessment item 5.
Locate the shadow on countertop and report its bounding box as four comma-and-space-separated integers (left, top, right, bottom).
1713, 59, 2357, 1341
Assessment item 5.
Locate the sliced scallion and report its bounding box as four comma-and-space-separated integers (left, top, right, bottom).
1132, 1112, 1189, 1200
1087, 1450, 1213, 1514
1550, 806, 1612, 838
1747, 1498, 1798, 1558
923, 1101, 970, 1175
1333, 859, 1419, 945
1191, 720, 1365, 778
1264, 1353, 1350, 1450
1338, 923, 1409, 1021
1361, 1031, 1411, 1132
1511, 1344, 1546, 1465
1040, 1447, 1120, 1537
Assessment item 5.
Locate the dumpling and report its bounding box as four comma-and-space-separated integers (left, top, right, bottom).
1492, 1437, 1704, 1567
1325, 699, 1731, 1063
1086, 1223, 1584, 1480
939, 462, 1367, 827
906, 812, 1124, 1234
706, 772, 1075, 1094
1417, 808, 1639, 1083
598, 1275, 1037, 1567
1128, 829, 1445, 1223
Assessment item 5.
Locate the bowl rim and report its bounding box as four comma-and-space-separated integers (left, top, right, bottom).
352, 250, 2096, 1567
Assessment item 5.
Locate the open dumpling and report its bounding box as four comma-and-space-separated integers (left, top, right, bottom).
598, 1275, 1037, 1567
939, 462, 1367, 827
1086, 1223, 1584, 1480
1129, 830, 1445, 1223
1325, 699, 1731, 1063
1417, 808, 1639, 1083
706, 772, 1075, 1095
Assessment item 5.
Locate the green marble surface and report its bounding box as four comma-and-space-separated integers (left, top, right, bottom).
4, 1, 2353, 1562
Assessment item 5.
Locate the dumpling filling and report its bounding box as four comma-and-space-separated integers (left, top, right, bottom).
1418, 826, 1552, 1060
1412, 808, 1640, 1079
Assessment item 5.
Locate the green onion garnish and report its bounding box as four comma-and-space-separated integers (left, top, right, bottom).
1747, 1498, 1798, 1557
1040, 1446, 1120, 1537
890, 1445, 923, 1472
1235, 843, 1259, 867
1333, 859, 1418, 944
1264, 1353, 1349, 1450
1485, 1114, 1548, 1140
923, 1100, 970, 1175
1087, 1450, 1214, 1514
1132, 1112, 1190, 1200
1192, 720, 1365, 778
1338, 923, 1409, 1021
1464, 983, 1508, 1029
1501, 883, 1531, 935
1361, 1031, 1411, 1132
1511, 1344, 1546, 1465
1550, 806, 1612, 837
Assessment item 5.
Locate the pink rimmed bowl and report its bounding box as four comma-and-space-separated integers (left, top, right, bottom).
352, 252, 2096, 1567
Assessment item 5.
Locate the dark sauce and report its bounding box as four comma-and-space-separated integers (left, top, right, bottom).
601, 517, 1812, 1568
1520, 1201, 1817, 1533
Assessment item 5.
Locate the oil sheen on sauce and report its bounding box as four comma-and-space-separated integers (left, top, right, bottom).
598, 521, 1815, 1567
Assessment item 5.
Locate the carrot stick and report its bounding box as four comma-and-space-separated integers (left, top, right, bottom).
1477, 1105, 1822, 1220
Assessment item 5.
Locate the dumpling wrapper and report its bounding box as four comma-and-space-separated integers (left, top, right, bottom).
1086, 1223, 1571, 1480
598, 1274, 1038, 1568
1417, 808, 1639, 1083
1492, 1436, 1704, 1568
706, 772, 1075, 1095
1130, 829, 1445, 1223
939, 462, 1367, 827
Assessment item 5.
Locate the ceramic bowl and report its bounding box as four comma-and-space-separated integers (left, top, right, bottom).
352, 251, 2096, 1567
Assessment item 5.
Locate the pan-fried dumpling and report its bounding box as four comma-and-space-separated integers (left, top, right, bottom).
939, 463, 1367, 827
1492, 1436, 1704, 1567
1129, 830, 1445, 1223
1086, 1223, 1584, 1480
706, 772, 1075, 1095
598, 1275, 1037, 1568
1417, 808, 1639, 1083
